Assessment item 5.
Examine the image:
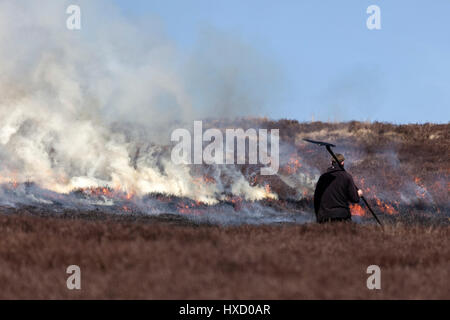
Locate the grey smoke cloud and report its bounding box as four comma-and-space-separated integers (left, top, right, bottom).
0, 0, 282, 201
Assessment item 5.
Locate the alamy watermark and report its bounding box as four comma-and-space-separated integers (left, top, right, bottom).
366, 265, 381, 290
66, 265, 81, 290
367, 5, 381, 30
171, 121, 279, 175
66, 5, 81, 30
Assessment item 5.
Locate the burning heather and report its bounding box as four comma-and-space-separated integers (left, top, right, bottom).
0, 1, 448, 225
0, 118, 448, 225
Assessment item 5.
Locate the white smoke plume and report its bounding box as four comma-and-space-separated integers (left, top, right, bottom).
0, 0, 281, 203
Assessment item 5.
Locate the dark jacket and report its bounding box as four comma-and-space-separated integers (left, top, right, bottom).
314, 166, 360, 222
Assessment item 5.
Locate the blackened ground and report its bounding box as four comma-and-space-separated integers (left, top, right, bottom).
0, 211, 448, 299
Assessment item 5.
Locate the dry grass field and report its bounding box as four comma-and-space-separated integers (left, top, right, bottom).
0, 211, 448, 299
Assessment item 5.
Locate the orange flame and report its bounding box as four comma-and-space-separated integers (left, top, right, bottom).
281, 154, 302, 174
375, 199, 398, 215
350, 203, 365, 216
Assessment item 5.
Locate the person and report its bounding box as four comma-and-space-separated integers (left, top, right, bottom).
313, 153, 363, 223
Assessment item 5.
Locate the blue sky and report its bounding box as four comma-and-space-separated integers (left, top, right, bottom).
113, 0, 450, 123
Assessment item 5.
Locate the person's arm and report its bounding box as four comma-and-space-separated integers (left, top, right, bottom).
347, 174, 360, 203
313, 176, 324, 214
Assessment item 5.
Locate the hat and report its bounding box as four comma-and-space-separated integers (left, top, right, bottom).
332, 153, 345, 163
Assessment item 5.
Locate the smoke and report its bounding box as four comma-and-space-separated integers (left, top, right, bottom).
0, 0, 282, 202
317, 66, 384, 122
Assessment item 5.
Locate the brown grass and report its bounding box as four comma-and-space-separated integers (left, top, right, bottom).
0, 212, 448, 299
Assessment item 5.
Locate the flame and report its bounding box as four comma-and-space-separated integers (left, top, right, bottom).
230, 196, 243, 211
125, 192, 133, 200
76, 186, 136, 202
414, 177, 428, 199
350, 203, 365, 216
281, 154, 303, 174
375, 199, 398, 215
203, 175, 216, 184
